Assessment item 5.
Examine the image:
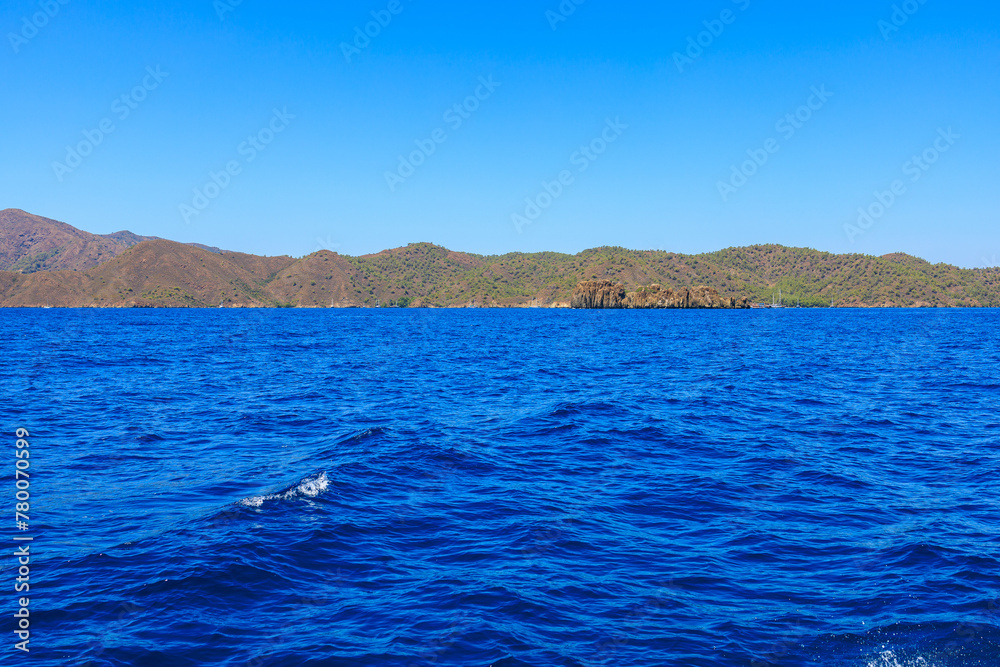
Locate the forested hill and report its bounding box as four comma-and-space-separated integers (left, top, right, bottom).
1, 209, 998, 307
339, 243, 1000, 308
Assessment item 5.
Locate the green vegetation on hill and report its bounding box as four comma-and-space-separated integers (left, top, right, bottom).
10, 247, 65, 273
326, 243, 1000, 308
2, 217, 999, 307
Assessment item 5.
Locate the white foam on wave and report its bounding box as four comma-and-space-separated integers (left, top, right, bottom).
239, 471, 330, 508
240, 495, 268, 508
867, 650, 936, 667
298, 472, 329, 497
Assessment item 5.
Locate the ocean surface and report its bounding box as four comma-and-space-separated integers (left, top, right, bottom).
2, 308, 999, 667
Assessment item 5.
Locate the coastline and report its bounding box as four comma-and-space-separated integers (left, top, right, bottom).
3, 211, 998, 309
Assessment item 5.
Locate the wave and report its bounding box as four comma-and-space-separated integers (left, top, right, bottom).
239, 471, 330, 508
309, 426, 387, 461
790, 622, 1000, 667
866, 650, 938, 667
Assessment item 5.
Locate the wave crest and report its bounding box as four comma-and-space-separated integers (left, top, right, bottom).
867, 650, 936, 667
240, 471, 330, 508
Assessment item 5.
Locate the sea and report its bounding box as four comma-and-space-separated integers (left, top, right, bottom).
2, 308, 999, 666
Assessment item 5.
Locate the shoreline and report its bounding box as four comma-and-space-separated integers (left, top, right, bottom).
1, 304, 993, 311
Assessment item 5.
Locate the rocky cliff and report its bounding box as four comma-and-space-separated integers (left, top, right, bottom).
569, 280, 628, 308
571, 280, 749, 309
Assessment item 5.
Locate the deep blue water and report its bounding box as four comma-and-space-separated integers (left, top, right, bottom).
2, 309, 1000, 666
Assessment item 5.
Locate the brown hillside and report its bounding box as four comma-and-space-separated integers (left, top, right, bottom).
221, 251, 297, 282
0, 208, 155, 273
0, 240, 286, 307
82, 240, 278, 307
265, 251, 361, 307
0, 270, 91, 307
0, 209, 233, 274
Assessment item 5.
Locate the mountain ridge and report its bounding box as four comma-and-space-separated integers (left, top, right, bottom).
2, 209, 998, 308
0, 208, 224, 273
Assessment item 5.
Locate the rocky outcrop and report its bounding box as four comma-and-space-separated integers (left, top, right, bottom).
572, 280, 750, 309
570, 280, 628, 309
629, 284, 750, 309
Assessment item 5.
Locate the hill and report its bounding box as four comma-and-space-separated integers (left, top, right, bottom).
0, 208, 224, 273
0, 209, 156, 273
1, 210, 998, 308
0, 240, 295, 307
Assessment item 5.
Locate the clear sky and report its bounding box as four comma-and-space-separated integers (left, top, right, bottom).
2, 1, 998, 266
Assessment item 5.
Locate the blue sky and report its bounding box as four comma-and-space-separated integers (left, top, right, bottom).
2, 1, 998, 266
